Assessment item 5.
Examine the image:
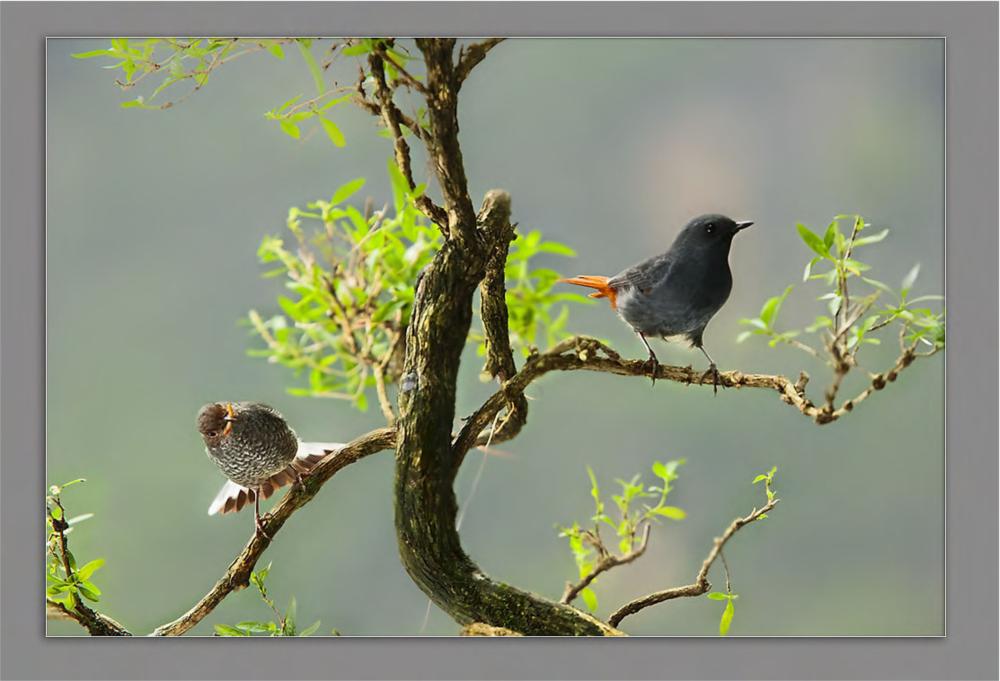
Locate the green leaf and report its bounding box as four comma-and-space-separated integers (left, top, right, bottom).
580, 587, 598, 612
652, 506, 686, 520
284, 596, 297, 635
330, 178, 365, 205
75, 558, 105, 581
49, 505, 63, 521
759, 286, 793, 328
237, 620, 274, 633
77, 581, 101, 602
538, 242, 577, 257
586, 466, 600, 503
67, 513, 94, 526
319, 118, 346, 147
72, 49, 116, 59
901, 263, 921, 296
298, 620, 322, 637
719, 597, 735, 635
341, 42, 373, 56
279, 120, 301, 140
823, 220, 839, 250
266, 42, 285, 59
797, 224, 829, 258
214, 624, 249, 637
386, 157, 410, 212
296, 40, 325, 94
707, 592, 730, 601
752, 474, 768, 484
802, 256, 821, 282
852, 228, 889, 247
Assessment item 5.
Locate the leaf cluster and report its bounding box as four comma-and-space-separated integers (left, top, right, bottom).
45, 479, 104, 612
213, 563, 326, 637
558, 460, 687, 612
248, 165, 587, 410
738, 214, 944, 357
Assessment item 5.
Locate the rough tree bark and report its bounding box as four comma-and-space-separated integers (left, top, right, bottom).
392, 39, 619, 636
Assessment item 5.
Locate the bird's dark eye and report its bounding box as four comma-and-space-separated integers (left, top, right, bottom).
705, 223, 715, 234
208, 431, 218, 438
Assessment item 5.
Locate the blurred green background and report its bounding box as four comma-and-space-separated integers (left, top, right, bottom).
46, 38, 944, 636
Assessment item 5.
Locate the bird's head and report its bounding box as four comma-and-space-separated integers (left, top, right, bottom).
196, 402, 238, 446
674, 214, 753, 256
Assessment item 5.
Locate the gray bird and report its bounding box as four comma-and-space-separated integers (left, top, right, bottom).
196, 402, 343, 537
560, 214, 752, 390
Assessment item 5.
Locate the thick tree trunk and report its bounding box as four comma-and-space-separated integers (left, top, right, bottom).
393, 193, 617, 635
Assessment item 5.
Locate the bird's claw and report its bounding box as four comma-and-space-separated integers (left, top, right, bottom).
642, 356, 659, 386
701, 363, 722, 395
254, 518, 271, 541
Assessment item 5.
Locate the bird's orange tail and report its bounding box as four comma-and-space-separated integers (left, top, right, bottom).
558, 275, 618, 310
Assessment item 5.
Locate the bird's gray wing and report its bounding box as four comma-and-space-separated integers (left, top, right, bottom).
608, 252, 675, 293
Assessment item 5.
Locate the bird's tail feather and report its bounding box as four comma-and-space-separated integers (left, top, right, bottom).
207, 442, 345, 515
558, 275, 618, 310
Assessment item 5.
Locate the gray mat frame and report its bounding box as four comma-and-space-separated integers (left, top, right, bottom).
2, 2, 996, 679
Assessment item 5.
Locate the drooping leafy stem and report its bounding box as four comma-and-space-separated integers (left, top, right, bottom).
703, 466, 778, 636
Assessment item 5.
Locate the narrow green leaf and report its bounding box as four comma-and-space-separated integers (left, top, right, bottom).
901, 263, 921, 296
797, 224, 829, 258
330, 178, 365, 205
77, 582, 101, 602
214, 624, 249, 637
852, 228, 889, 247
266, 42, 285, 59
707, 592, 730, 601
296, 40, 325, 94
652, 506, 686, 520
279, 120, 301, 140
72, 49, 116, 59
76, 558, 105, 581
580, 587, 598, 612
719, 597, 735, 635
319, 118, 346, 147
298, 620, 322, 637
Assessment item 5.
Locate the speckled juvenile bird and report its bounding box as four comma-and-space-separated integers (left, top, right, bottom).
196, 402, 343, 538
560, 214, 752, 391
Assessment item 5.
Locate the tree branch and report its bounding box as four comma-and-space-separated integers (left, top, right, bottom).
561, 523, 652, 606
608, 495, 779, 628
414, 39, 480, 250
453, 334, 931, 455
45, 495, 132, 635
151, 426, 396, 636
366, 52, 449, 230
45, 598, 131, 637
456, 39, 505, 84
470, 190, 530, 452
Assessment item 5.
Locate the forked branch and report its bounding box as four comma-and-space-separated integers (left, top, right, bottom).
608, 494, 779, 628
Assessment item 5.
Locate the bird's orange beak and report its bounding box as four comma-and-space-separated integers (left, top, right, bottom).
222, 402, 235, 437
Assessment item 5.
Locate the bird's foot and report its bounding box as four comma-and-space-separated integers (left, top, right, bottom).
293, 469, 308, 492
701, 363, 722, 395
642, 355, 659, 386
254, 515, 272, 540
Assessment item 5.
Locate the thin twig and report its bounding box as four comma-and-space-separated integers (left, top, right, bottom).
607, 496, 779, 628
561, 523, 652, 606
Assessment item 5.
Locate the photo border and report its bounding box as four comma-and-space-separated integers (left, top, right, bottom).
3, 2, 996, 679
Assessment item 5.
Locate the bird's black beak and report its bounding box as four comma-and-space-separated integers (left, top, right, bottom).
735, 220, 754, 232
